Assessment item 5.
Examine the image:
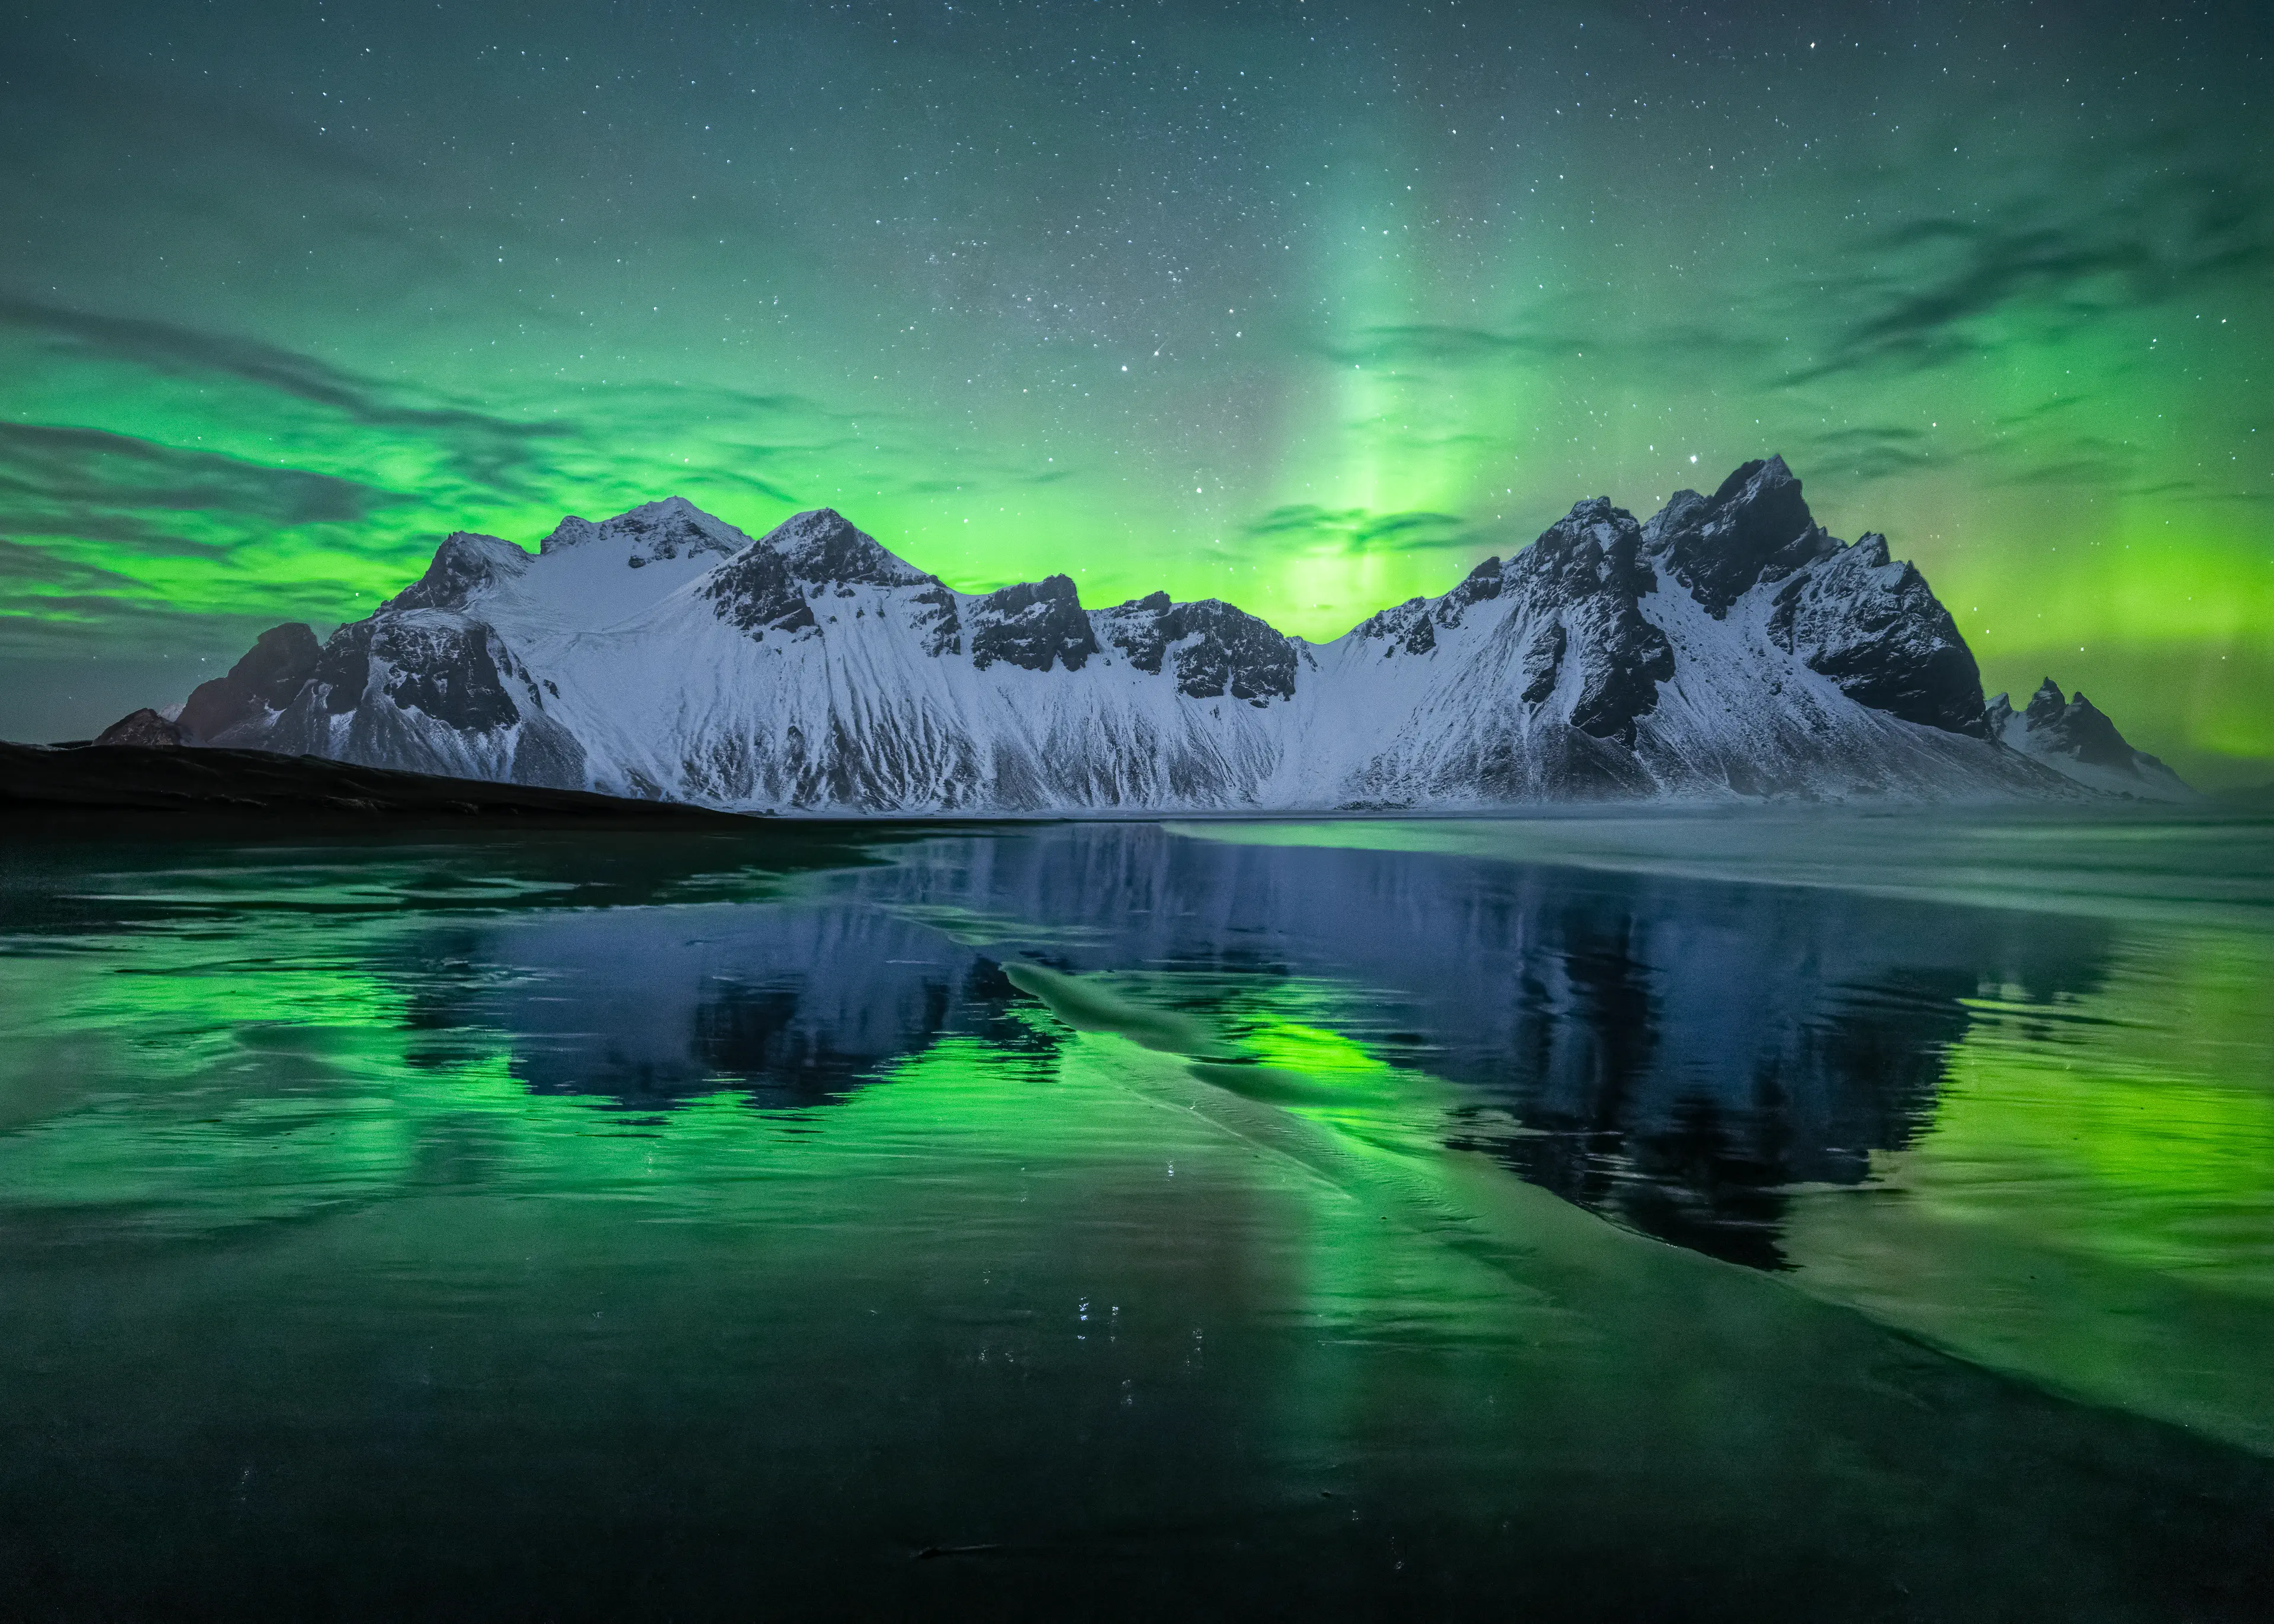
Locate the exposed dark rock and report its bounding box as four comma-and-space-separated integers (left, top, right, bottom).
94, 708, 186, 748
1766, 534, 1988, 737
1520, 623, 1565, 704
1099, 591, 1176, 673
178, 622, 322, 741
969, 575, 1099, 673
910, 584, 962, 657
1436, 556, 1504, 627
387, 532, 531, 612
1643, 455, 1838, 618
765, 508, 934, 587
542, 497, 746, 565
1099, 592, 1297, 702
1992, 678, 2180, 780
375, 619, 522, 731
1508, 499, 1674, 746
706, 544, 818, 641
1355, 597, 1437, 655
313, 622, 375, 714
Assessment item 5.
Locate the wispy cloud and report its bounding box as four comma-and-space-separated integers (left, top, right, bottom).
0, 422, 401, 539
1240, 504, 1473, 555
1795, 164, 2270, 381
0, 298, 571, 493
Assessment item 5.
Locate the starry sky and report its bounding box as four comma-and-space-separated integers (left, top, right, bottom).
2, 0, 2269, 782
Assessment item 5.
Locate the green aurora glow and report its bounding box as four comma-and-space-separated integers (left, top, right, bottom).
2, 1, 2269, 780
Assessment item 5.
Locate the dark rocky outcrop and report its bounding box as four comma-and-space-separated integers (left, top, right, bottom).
1987, 678, 2188, 795
176, 622, 322, 742
1643, 456, 1986, 738
969, 575, 1100, 673
543, 496, 746, 565
2016, 678, 2136, 768
1766, 533, 1987, 737
1644, 456, 1837, 617
1436, 556, 1505, 627
1356, 597, 1439, 657
1098, 592, 1297, 703
93, 708, 186, 748
373, 620, 522, 732
707, 544, 818, 641
1502, 499, 1675, 747
765, 508, 934, 589
387, 532, 531, 612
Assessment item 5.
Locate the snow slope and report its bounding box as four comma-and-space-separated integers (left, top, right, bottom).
154, 456, 2182, 811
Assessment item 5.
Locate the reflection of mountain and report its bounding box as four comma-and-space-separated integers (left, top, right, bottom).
389, 824, 2116, 1268
829, 829, 2115, 1265
402, 905, 1055, 1108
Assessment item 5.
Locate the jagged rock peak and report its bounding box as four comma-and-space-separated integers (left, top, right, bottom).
387, 531, 531, 613
541, 496, 753, 565
1987, 678, 2193, 798
1644, 454, 1836, 618
1507, 499, 1672, 745
2024, 676, 2073, 726
1764, 528, 1988, 738
1096, 591, 1297, 703
178, 622, 322, 742
758, 508, 936, 589
94, 708, 186, 748
2006, 679, 2141, 770
970, 574, 1099, 673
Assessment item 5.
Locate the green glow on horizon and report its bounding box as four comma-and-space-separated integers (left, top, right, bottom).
0, 3, 2266, 779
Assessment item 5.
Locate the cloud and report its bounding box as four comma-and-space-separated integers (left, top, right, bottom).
0, 422, 401, 538
1796, 165, 2271, 380
1324, 324, 1577, 368
1798, 426, 1939, 481
1319, 319, 1771, 378
0, 535, 153, 600
1240, 504, 1472, 555
0, 298, 570, 493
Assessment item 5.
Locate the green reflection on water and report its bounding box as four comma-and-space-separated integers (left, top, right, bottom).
1175, 809, 2274, 1460
1, 823, 2272, 1615
1785, 925, 2274, 1453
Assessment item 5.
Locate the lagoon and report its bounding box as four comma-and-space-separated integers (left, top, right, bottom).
1, 807, 2269, 1618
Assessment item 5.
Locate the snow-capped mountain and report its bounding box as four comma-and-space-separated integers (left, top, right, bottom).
1987, 678, 2193, 799
110, 456, 2190, 811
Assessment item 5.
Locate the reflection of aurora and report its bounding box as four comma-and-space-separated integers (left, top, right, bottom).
3, 818, 2247, 1274
1, 813, 2272, 1609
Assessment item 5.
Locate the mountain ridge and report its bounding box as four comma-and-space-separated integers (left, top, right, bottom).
95, 456, 2192, 812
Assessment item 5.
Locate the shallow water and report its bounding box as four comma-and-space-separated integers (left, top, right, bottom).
0, 808, 2269, 1619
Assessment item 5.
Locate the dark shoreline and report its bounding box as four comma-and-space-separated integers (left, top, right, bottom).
0, 741, 758, 831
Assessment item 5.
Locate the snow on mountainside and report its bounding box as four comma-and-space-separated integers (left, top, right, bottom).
108, 457, 2190, 811
1986, 679, 2195, 800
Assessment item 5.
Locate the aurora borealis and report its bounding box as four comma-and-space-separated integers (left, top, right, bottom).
2, 1, 2269, 782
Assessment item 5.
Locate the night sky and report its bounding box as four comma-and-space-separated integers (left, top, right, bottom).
3, 1, 2269, 782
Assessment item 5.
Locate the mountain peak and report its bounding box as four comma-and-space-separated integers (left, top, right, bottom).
102, 458, 2183, 810
1990, 677, 2192, 796
541, 497, 751, 566
1647, 451, 1833, 617
760, 509, 934, 589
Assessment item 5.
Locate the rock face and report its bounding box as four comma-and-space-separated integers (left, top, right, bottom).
121, 465, 2186, 811
175, 622, 322, 742
1987, 679, 2195, 800
92, 708, 186, 748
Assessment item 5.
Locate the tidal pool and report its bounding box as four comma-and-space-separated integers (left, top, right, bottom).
0, 808, 2268, 1619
